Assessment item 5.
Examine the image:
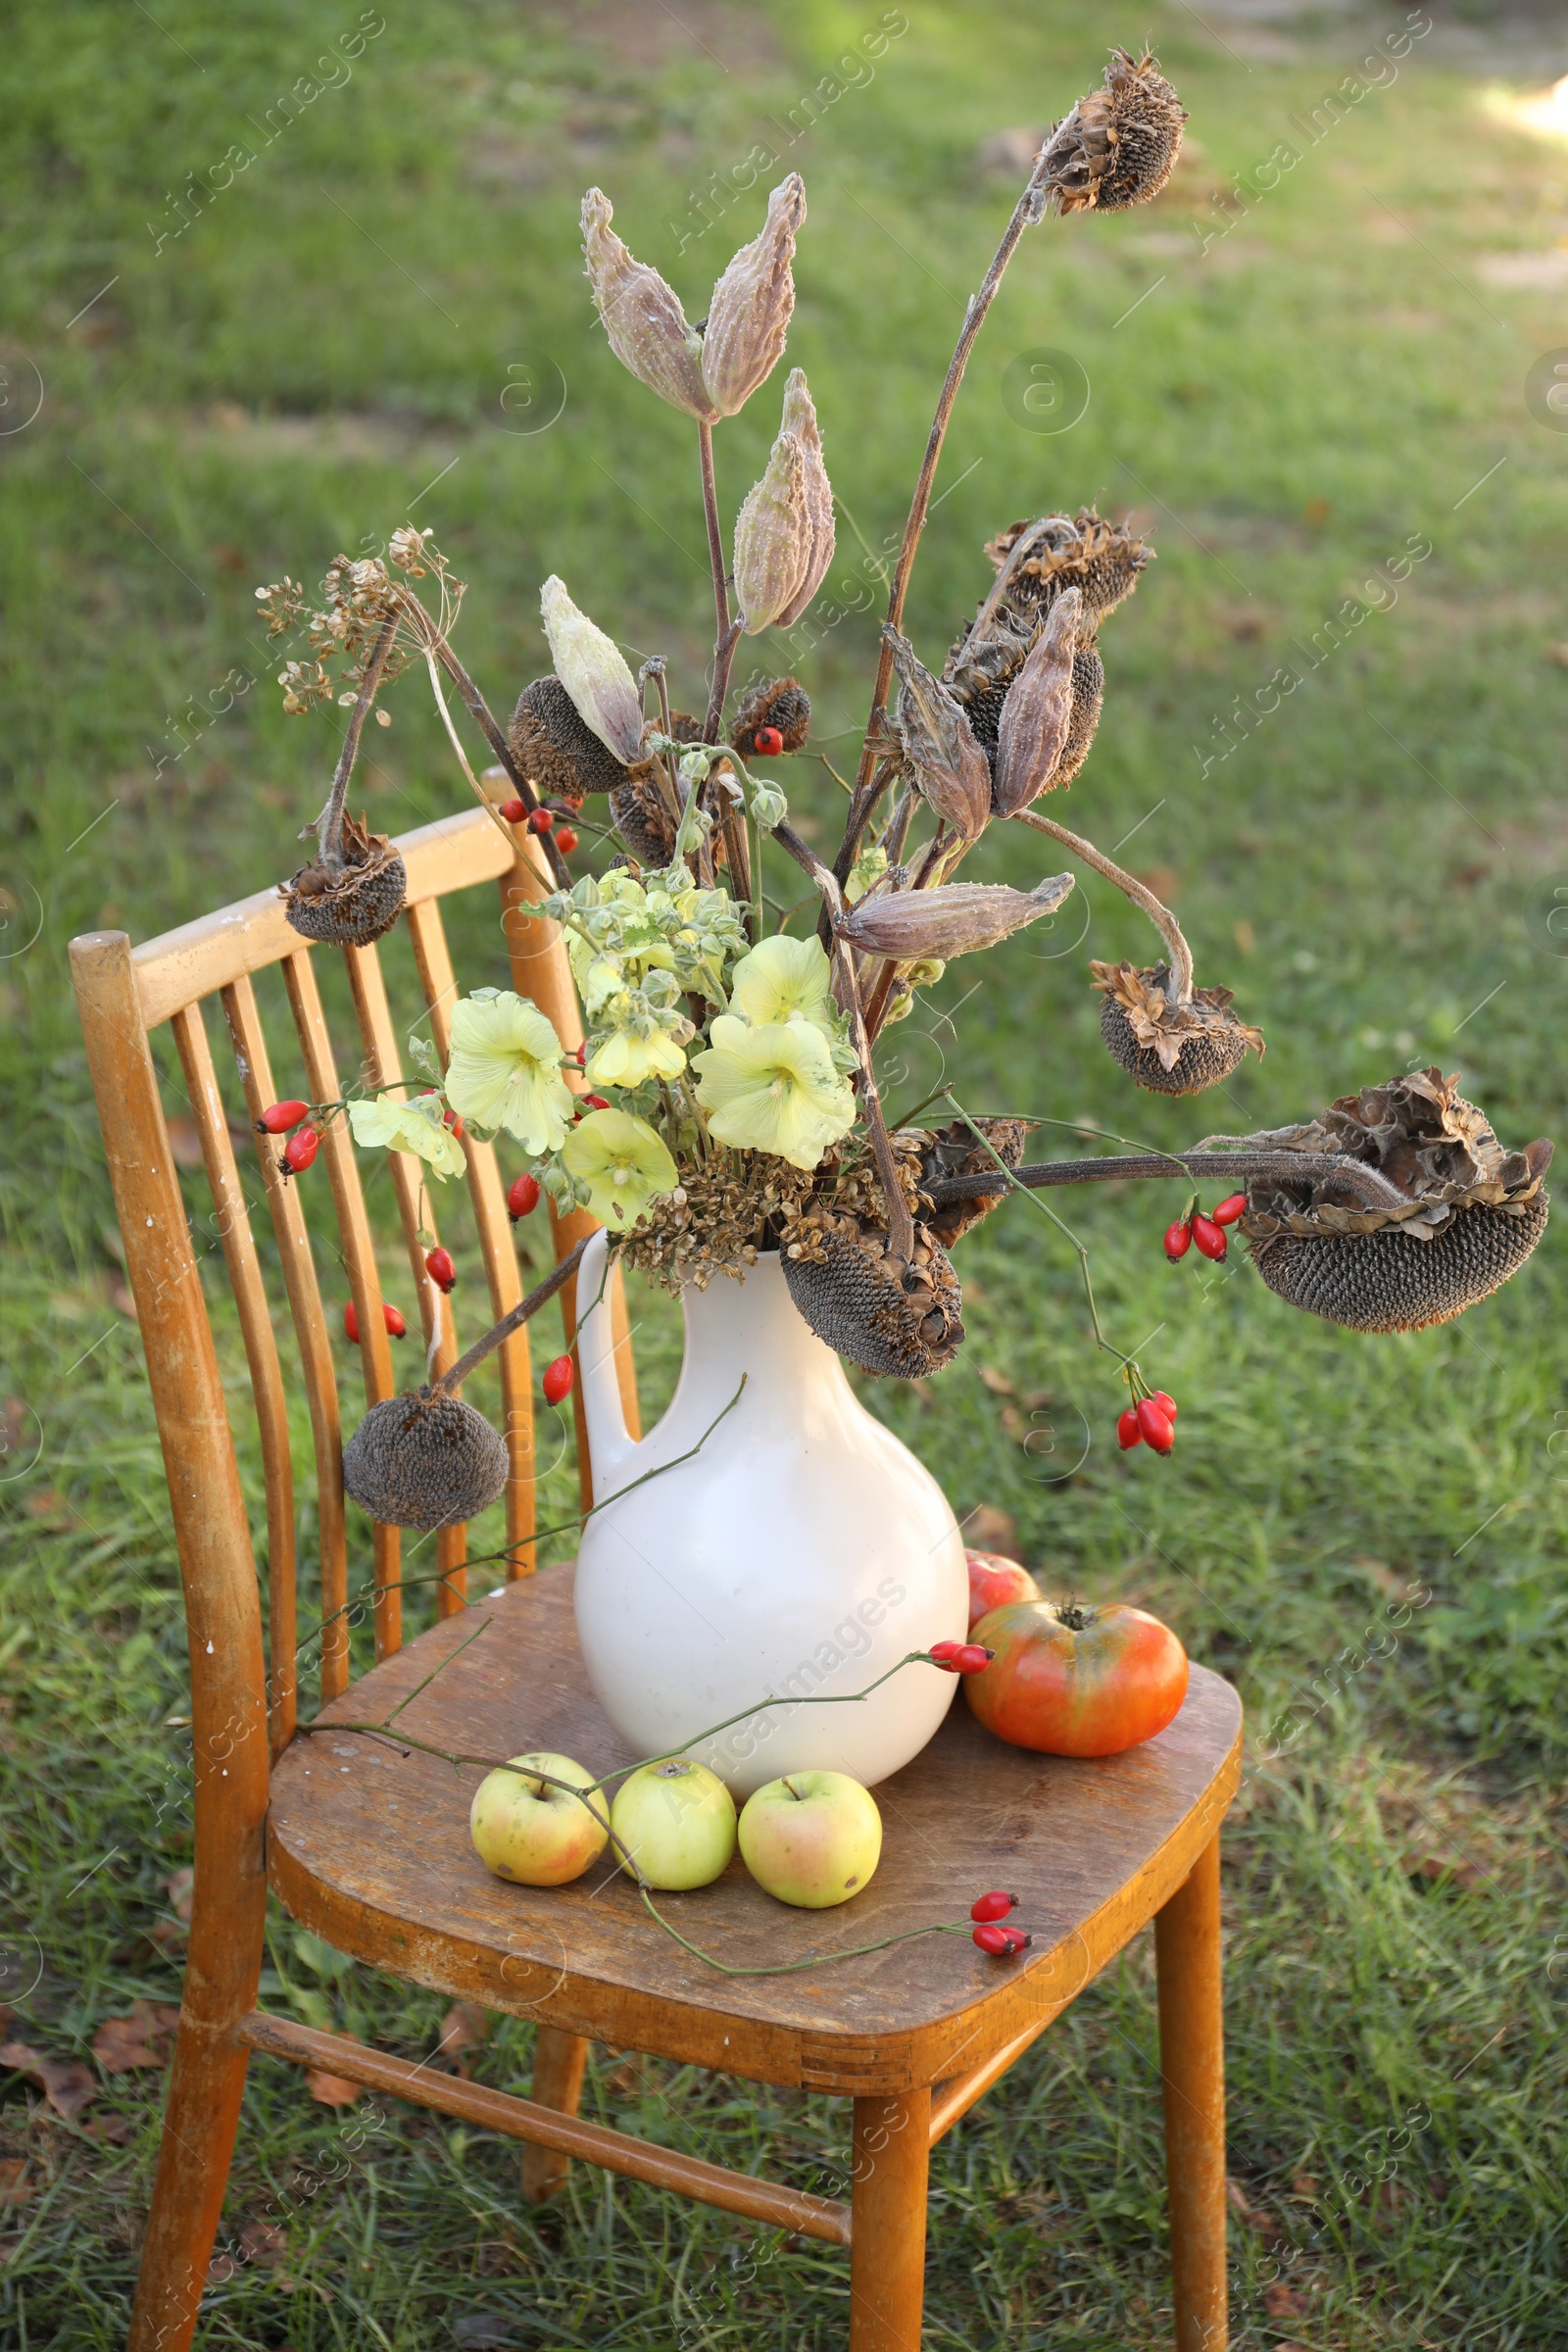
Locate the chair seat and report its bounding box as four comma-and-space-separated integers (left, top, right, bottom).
269, 1568, 1242, 2097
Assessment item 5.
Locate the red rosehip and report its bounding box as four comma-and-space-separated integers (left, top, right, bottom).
425, 1247, 456, 1294
555, 826, 579, 855
1152, 1391, 1178, 1421
542, 1355, 574, 1406
282, 1125, 318, 1173
1191, 1212, 1227, 1260
998, 1925, 1032, 1953
507, 1172, 541, 1220
1136, 1397, 1175, 1454
572, 1043, 587, 1066
1117, 1406, 1143, 1450
973, 1922, 1030, 1957
442, 1107, 466, 1140
1211, 1193, 1247, 1227
581, 1093, 611, 1111
753, 724, 785, 757
525, 807, 554, 834
1164, 1218, 1193, 1262
929, 1639, 964, 1670
970, 1889, 1019, 1923
499, 797, 527, 824
344, 1299, 360, 1344
954, 1643, 994, 1674
383, 1303, 407, 1338
260, 1100, 310, 1134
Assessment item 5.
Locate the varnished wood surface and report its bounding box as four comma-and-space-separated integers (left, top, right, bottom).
270, 1568, 1241, 2095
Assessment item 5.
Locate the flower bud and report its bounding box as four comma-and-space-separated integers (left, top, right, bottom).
540, 576, 646, 765
732, 370, 835, 634
581, 187, 716, 421
836, 873, 1074, 959
883, 625, 993, 840
701, 173, 807, 417
993, 587, 1082, 815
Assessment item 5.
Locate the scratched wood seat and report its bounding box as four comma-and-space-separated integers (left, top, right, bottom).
72, 798, 1240, 2352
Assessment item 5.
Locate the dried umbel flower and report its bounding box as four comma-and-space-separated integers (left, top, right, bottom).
730, 675, 811, 757
912, 1118, 1034, 1250
282, 812, 407, 948
884, 624, 993, 840
836, 873, 1073, 960
343, 1389, 510, 1531
511, 675, 630, 802
1092, 960, 1263, 1096
540, 576, 647, 765
702, 172, 807, 418
732, 370, 835, 633
1036, 49, 1186, 217
783, 1210, 965, 1379
581, 187, 716, 421
993, 588, 1081, 815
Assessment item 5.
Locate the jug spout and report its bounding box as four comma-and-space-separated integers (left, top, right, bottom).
572, 1227, 638, 1489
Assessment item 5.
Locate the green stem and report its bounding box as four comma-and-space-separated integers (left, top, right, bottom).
638, 1889, 972, 1979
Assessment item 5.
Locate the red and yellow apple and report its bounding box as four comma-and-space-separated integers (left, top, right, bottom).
468, 1750, 609, 1886
737, 1771, 882, 1909
610, 1758, 737, 1889
965, 1547, 1041, 1629
964, 1600, 1189, 1757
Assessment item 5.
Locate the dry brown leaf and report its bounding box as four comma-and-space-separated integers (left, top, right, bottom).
1263, 2280, 1307, 2318
0, 2160, 32, 2206
87, 2113, 134, 2145
435, 2002, 490, 2076
305, 2070, 362, 2107
91, 2000, 180, 2073
977, 1365, 1015, 1396
0, 2038, 97, 2120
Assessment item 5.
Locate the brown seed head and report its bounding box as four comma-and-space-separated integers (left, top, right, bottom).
730, 675, 811, 756
1035, 50, 1186, 217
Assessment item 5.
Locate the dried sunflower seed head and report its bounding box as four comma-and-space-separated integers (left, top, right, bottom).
912, 1117, 1034, 1250
581, 187, 716, 421
511, 675, 630, 800
1036, 49, 1186, 217
1092, 960, 1263, 1095
783, 1210, 965, 1379
730, 675, 811, 756
282, 813, 407, 947
343, 1390, 510, 1530
702, 173, 807, 417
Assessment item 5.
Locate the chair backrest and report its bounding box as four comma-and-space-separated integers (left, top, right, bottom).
70, 794, 640, 1804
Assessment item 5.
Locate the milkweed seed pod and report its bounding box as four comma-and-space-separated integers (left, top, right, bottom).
836, 873, 1074, 960
1219, 1069, 1554, 1333
730, 675, 811, 757
912, 1117, 1034, 1250
1092, 960, 1263, 1096
1035, 49, 1186, 217
343, 1390, 510, 1530
510, 675, 627, 803
992, 589, 1081, 815
539, 576, 647, 766
283, 812, 407, 947
783, 1210, 965, 1379
884, 624, 993, 840
701, 173, 807, 418
581, 187, 717, 421
732, 370, 835, 633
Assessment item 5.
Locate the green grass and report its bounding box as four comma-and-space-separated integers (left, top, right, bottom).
4, 0, 1568, 2343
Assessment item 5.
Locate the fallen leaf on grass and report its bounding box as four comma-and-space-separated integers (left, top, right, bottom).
236, 2217, 287, 2266
92, 2000, 180, 2072
87, 2113, 134, 2145
304, 2071, 361, 2107
0, 2038, 96, 2120
1404, 1849, 1488, 1891
1264, 2279, 1307, 2318
0, 2160, 32, 2205
435, 2003, 489, 2076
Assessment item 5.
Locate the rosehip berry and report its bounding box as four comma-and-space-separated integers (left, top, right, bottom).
753, 724, 785, 757
442, 1106, 466, 1140
383, 1303, 407, 1338
507, 1172, 541, 1220
998, 1925, 1032, 1953
1212, 1193, 1247, 1226
1164, 1218, 1193, 1262
1191, 1211, 1227, 1260
1136, 1397, 1175, 1454
499, 798, 527, 824
970, 1889, 1019, 1923
1117, 1407, 1143, 1450
282, 1125, 318, 1173
581, 1093, 611, 1111
572, 1043, 587, 1066
555, 826, 579, 855
1152, 1391, 1178, 1421
973, 1922, 1013, 1956
929, 1639, 964, 1670
542, 1355, 574, 1406
525, 807, 554, 834
344, 1299, 359, 1344
260, 1100, 310, 1134
954, 1643, 994, 1674
425, 1247, 456, 1294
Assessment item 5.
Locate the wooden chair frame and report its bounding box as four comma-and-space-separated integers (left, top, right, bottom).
72, 801, 1235, 2352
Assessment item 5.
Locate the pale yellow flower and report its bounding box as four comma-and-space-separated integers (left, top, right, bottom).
585, 1028, 688, 1089
348, 1093, 467, 1181
561, 1108, 678, 1230
691, 1015, 857, 1169
727, 932, 836, 1034
445, 993, 575, 1153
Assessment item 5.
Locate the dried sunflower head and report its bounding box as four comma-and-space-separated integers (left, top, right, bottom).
783, 1207, 965, 1379
1036, 49, 1187, 217
342, 1390, 510, 1530
730, 675, 811, 757
1092, 960, 1263, 1096
510, 674, 632, 802
909, 1117, 1034, 1250
282, 812, 407, 948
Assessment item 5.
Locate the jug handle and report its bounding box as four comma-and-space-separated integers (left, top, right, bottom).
573, 1227, 638, 1488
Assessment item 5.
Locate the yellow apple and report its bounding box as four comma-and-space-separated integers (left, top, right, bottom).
737, 1771, 882, 1909
610, 1758, 737, 1889
468, 1750, 608, 1886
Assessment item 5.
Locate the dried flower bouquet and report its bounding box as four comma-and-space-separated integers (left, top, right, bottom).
250, 49, 1550, 1525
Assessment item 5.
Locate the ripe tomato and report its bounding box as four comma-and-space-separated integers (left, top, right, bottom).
965, 1549, 1041, 1630
964, 1599, 1189, 1758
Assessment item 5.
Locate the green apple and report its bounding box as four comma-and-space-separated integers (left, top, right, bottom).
737, 1771, 882, 1909
468, 1750, 608, 1887
610, 1758, 737, 1890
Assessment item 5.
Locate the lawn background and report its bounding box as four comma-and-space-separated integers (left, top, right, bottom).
2, 0, 1568, 2345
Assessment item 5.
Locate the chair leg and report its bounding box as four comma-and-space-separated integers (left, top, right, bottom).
521, 2027, 591, 2203
849, 2086, 930, 2352
1155, 1831, 1228, 2352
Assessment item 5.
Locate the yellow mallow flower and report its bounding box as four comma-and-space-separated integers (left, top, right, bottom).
444, 992, 575, 1153
727, 932, 837, 1034
348, 1092, 467, 1181
561, 1108, 677, 1230
692, 1015, 857, 1169
585, 1027, 688, 1090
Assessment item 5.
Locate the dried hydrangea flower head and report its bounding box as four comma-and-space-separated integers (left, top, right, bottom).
1036, 48, 1187, 216
581, 186, 716, 421
702, 173, 807, 417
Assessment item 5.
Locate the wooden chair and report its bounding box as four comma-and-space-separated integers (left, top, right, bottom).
72, 800, 1240, 2352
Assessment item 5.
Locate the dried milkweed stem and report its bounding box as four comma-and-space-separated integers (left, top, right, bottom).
312, 616, 397, 865
429, 1236, 590, 1398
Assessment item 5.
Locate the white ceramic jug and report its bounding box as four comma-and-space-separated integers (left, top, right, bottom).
571, 1228, 968, 1796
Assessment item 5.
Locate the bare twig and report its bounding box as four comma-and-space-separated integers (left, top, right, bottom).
431, 1235, 590, 1397
312, 615, 397, 864
922, 1149, 1410, 1212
